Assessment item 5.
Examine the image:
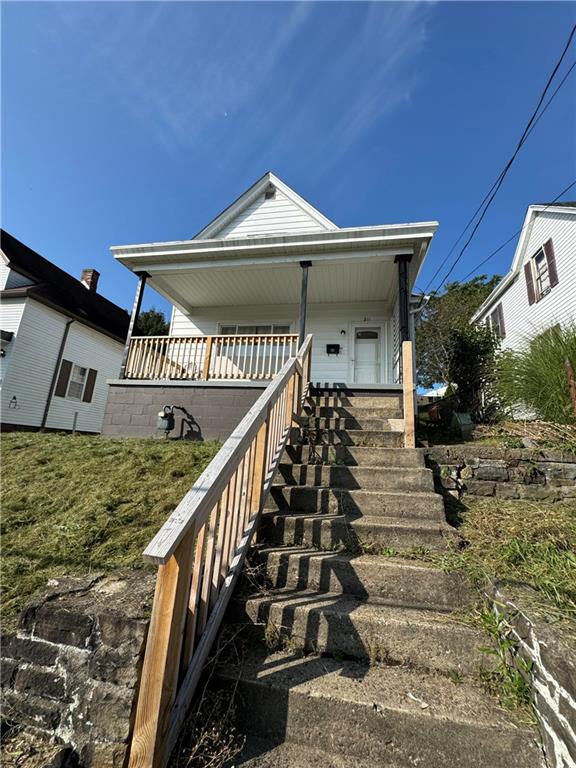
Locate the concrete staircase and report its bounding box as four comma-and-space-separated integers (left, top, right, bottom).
217, 389, 543, 767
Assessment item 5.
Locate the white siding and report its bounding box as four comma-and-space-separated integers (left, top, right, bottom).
477, 211, 576, 350
216, 189, 328, 239
171, 301, 394, 385
0, 261, 34, 290
1, 299, 123, 432
0, 297, 26, 389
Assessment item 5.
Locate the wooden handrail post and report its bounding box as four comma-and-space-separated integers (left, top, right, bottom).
402, 340, 416, 449
128, 532, 195, 768
202, 336, 214, 380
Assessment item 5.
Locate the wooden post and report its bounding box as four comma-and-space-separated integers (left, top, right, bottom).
120, 272, 148, 379
128, 532, 195, 768
299, 261, 312, 348
402, 340, 416, 449
394, 255, 412, 344
202, 336, 214, 380
565, 357, 576, 416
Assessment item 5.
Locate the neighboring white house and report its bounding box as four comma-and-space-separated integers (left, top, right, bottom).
111, 172, 438, 389
471, 203, 576, 347
0, 230, 129, 433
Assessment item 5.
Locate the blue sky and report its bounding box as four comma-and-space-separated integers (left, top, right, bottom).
3, 1, 575, 316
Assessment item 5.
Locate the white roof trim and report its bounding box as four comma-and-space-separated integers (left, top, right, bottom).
470, 204, 576, 322
193, 171, 338, 239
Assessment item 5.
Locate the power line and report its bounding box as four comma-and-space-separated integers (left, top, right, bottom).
421, 24, 576, 296
459, 179, 576, 282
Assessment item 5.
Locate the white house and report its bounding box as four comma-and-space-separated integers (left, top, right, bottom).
0, 230, 129, 433
471, 203, 576, 346
102, 172, 438, 440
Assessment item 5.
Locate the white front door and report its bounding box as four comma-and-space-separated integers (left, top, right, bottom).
353, 327, 381, 383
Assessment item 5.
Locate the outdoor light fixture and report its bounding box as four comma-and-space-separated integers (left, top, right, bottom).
326, 344, 341, 355
340, 329, 346, 335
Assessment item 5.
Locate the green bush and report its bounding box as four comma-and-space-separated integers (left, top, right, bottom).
496, 324, 576, 424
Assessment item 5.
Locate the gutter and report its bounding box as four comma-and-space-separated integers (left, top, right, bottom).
40, 319, 73, 430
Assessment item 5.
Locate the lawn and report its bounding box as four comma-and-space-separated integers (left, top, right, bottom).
1, 432, 220, 628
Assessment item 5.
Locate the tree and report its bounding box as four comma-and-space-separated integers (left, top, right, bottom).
136, 308, 169, 336
416, 275, 501, 389
447, 324, 501, 422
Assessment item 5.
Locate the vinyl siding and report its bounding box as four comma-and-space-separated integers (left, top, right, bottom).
216, 189, 328, 239
171, 301, 394, 385
0, 261, 34, 290
1, 299, 123, 432
476, 210, 576, 350
0, 298, 26, 389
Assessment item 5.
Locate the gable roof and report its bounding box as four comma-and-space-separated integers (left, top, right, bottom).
1, 230, 129, 342
194, 171, 338, 240
470, 203, 576, 323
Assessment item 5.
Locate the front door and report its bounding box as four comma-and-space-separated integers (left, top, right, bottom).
353, 327, 381, 383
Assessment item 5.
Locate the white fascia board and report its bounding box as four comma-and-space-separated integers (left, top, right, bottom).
194, 171, 338, 239
111, 222, 438, 264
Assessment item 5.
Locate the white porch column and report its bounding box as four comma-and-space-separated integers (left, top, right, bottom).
119, 271, 148, 379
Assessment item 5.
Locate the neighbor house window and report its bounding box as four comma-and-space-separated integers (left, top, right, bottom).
54, 359, 98, 403
524, 238, 559, 305
488, 303, 506, 340
219, 324, 291, 335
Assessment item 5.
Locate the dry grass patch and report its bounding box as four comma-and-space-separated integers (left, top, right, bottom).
1, 432, 220, 628
434, 496, 576, 619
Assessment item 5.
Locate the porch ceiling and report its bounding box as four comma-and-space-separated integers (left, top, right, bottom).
148, 258, 400, 311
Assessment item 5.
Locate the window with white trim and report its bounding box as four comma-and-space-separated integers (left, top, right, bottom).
219, 324, 291, 335
533, 248, 551, 298
67, 365, 88, 400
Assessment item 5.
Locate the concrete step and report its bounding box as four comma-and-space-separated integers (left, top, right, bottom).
307, 392, 402, 409
229, 591, 488, 675
282, 445, 425, 467
304, 405, 403, 419
259, 513, 453, 550
230, 737, 398, 767
264, 487, 444, 517
216, 649, 542, 768
252, 548, 472, 610
297, 429, 404, 447
301, 416, 404, 431
273, 465, 435, 492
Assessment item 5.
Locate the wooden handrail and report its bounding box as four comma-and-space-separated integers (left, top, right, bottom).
123, 334, 299, 381
128, 335, 313, 768
402, 340, 416, 448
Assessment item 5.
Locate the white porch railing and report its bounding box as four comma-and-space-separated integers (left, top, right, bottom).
123, 334, 299, 381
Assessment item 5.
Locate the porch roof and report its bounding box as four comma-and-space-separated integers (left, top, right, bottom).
111, 222, 438, 313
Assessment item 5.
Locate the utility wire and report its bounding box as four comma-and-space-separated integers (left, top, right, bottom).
421, 24, 576, 296
459, 179, 576, 282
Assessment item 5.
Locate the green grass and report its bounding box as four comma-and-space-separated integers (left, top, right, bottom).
433, 496, 576, 619
1, 432, 220, 628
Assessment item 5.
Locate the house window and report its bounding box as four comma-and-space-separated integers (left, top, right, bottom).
67, 365, 87, 400
524, 239, 559, 305
219, 324, 291, 335
533, 248, 550, 298
488, 303, 506, 340
54, 359, 98, 403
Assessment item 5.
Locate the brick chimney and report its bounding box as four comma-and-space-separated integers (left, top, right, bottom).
80, 268, 100, 292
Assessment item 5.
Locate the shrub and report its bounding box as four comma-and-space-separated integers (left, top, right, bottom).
447, 324, 501, 422
495, 324, 576, 424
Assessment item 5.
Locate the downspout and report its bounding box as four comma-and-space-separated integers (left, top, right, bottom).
41, 319, 73, 430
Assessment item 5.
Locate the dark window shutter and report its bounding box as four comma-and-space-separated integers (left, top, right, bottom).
54, 359, 73, 398
497, 303, 506, 339
524, 262, 536, 305
82, 369, 98, 403
543, 239, 559, 288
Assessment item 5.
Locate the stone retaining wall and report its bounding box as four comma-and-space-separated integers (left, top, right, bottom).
425, 445, 576, 501
1, 572, 155, 767
492, 587, 576, 768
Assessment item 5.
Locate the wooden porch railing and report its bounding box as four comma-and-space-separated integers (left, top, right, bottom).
127, 335, 313, 768
123, 334, 299, 381
402, 340, 416, 448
